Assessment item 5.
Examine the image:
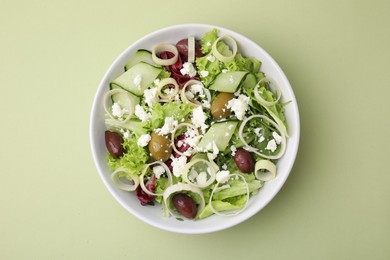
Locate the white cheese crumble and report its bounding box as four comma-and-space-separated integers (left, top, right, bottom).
207, 55, 216, 62
226, 94, 250, 120
134, 104, 151, 122
133, 74, 142, 90
111, 102, 128, 119
191, 106, 208, 133
272, 131, 283, 144
200, 70, 209, 77
153, 165, 166, 179
222, 164, 228, 170
137, 134, 151, 147
156, 117, 178, 135
265, 139, 277, 152
170, 155, 187, 177
196, 171, 207, 185
230, 145, 237, 156
180, 62, 197, 77
144, 87, 158, 107
216, 170, 230, 183
222, 69, 228, 73
123, 130, 130, 139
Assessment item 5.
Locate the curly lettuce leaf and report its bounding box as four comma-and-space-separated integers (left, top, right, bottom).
200, 28, 219, 54
143, 102, 194, 131
107, 135, 149, 176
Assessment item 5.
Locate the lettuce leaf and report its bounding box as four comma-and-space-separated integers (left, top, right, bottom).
143, 102, 194, 131
200, 28, 219, 54
107, 135, 149, 176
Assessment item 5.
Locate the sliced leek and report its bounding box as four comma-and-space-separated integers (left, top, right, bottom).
187, 36, 195, 63
163, 183, 205, 219
212, 35, 237, 63
111, 167, 139, 191
151, 43, 179, 66
238, 115, 287, 159
157, 77, 179, 101
182, 158, 216, 188
103, 88, 136, 123
254, 160, 277, 181
140, 161, 173, 196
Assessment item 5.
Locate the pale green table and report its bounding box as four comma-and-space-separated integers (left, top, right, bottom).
1, 0, 389, 259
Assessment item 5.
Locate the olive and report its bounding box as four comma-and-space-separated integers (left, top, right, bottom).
176, 39, 203, 60
233, 148, 255, 173
148, 132, 172, 162
105, 130, 125, 158
211, 92, 234, 119
172, 193, 197, 219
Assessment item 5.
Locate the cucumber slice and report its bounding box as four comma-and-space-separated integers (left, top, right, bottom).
109, 84, 140, 114
198, 121, 238, 152
209, 71, 248, 93
241, 73, 257, 90
125, 49, 159, 70
111, 62, 162, 96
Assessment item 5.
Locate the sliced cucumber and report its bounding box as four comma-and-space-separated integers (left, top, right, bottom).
208, 71, 248, 93
125, 49, 159, 70
198, 121, 238, 152
111, 62, 162, 96
241, 73, 257, 90
109, 84, 140, 115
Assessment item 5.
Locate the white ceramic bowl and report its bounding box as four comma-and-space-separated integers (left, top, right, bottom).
90, 24, 300, 234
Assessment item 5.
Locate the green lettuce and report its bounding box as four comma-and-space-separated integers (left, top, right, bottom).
144, 102, 194, 131
107, 135, 149, 176
200, 28, 219, 54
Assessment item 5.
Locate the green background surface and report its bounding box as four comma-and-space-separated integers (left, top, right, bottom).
1, 0, 389, 259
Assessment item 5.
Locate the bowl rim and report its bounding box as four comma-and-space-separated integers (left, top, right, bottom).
90, 23, 300, 234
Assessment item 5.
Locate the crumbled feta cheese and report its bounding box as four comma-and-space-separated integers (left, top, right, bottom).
123, 130, 131, 139
222, 164, 228, 170
207, 153, 217, 160
137, 134, 151, 147
201, 100, 211, 109
153, 165, 165, 179
191, 106, 208, 132
272, 131, 283, 144
170, 155, 187, 177
207, 55, 216, 62
216, 170, 230, 183
227, 124, 235, 130
144, 87, 158, 107
177, 140, 183, 148
230, 145, 237, 156
265, 139, 277, 152
259, 136, 265, 143
133, 75, 142, 90
190, 84, 204, 94
156, 117, 178, 135
184, 127, 201, 147
135, 104, 151, 122
196, 171, 207, 185
254, 127, 262, 136
180, 62, 197, 77
226, 94, 250, 120
200, 70, 209, 77
222, 69, 228, 73
225, 132, 229, 137
206, 41, 211, 46
111, 102, 128, 119
188, 168, 198, 182
153, 78, 160, 86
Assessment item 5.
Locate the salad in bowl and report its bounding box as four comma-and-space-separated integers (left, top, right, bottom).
90, 24, 299, 233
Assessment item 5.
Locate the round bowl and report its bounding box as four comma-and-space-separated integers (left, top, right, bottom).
90, 24, 300, 234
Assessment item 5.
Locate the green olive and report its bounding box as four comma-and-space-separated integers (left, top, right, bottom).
211, 92, 234, 119
148, 132, 172, 162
